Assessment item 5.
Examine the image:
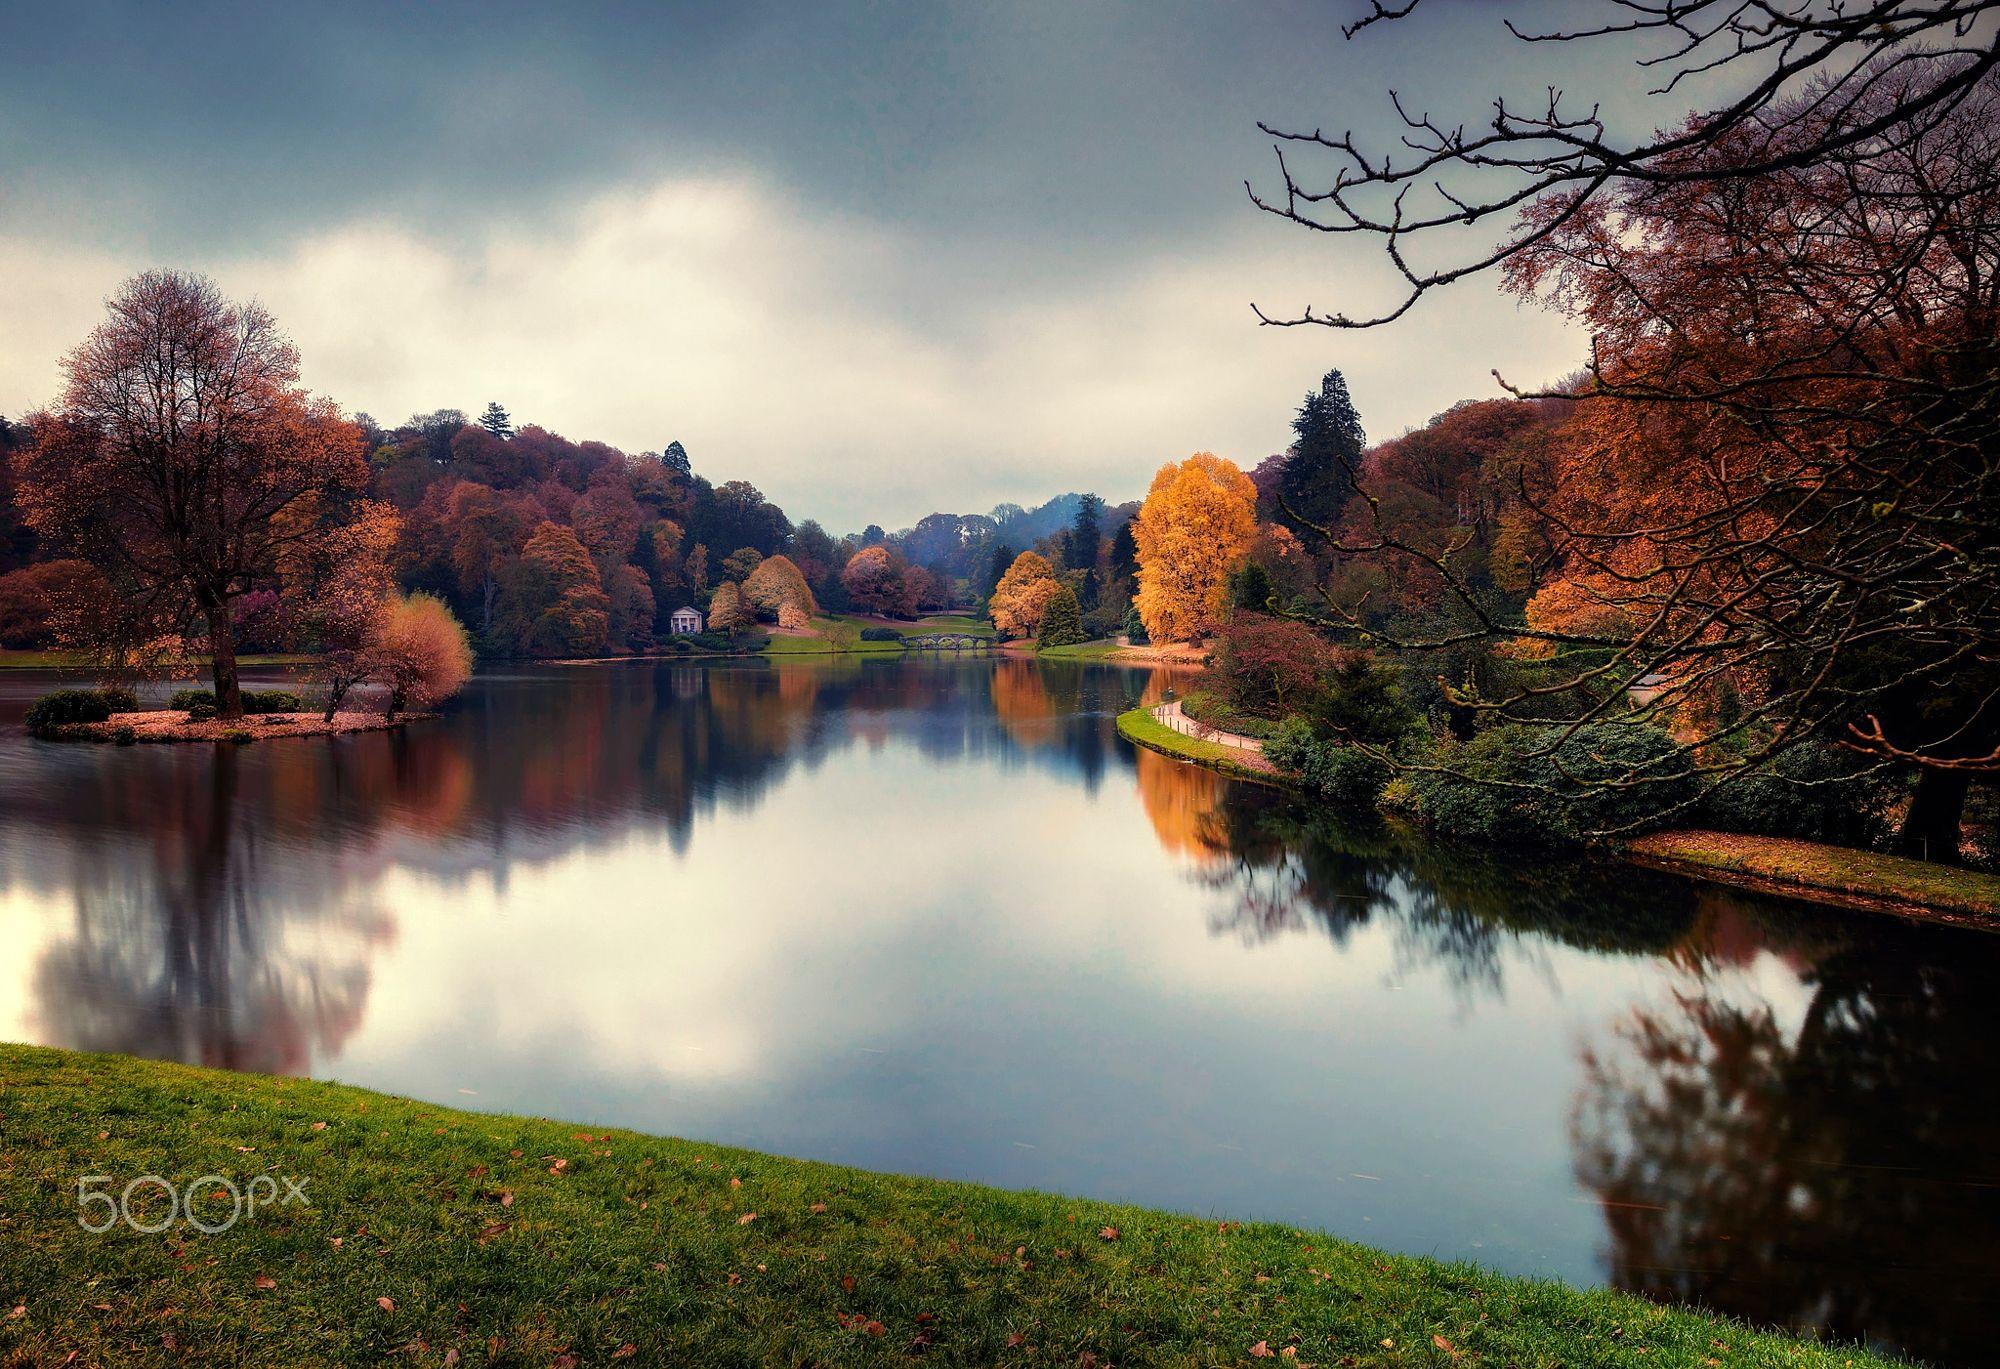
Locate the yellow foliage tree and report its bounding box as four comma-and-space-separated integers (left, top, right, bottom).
988, 551, 1060, 638
1133, 452, 1257, 643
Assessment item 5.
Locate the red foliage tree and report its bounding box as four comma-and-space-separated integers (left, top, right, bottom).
15, 271, 372, 716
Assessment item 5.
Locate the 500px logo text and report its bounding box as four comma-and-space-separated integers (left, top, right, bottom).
77, 1174, 311, 1233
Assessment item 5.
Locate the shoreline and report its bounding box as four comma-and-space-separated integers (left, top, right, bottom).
0, 1042, 1903, 1368
41, 709, 433, 744
1118, 706, 2000, 926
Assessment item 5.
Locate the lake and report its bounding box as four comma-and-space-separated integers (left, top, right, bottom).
1, 657, 1994, 1364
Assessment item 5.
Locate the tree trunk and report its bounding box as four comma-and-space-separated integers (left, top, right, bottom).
207, 599, 244, 719
321, 676, 347, 724
1895, 768, 1969, 865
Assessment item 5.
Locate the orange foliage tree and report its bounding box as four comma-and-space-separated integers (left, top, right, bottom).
1132, 452, 1256, 644
988, 551, 1060, 638
15, 270, 375, 717
371, 591, 475, 721
497, 522, 611, 656
742, 554, 817, 621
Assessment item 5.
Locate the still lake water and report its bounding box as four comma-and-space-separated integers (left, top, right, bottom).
1, 657, 1995, 1363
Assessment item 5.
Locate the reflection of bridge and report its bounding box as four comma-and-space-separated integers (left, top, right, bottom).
901, 634, 997, 650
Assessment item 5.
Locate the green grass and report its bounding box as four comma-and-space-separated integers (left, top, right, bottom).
760, 616, 908, 657
1115, 706, 1275, 780
0, 1044, 1900, 1368
904, 615, 994, 637
1033, 639, 1124, 660
1178, 689, 1280, 739
1628, 829, 2000, 919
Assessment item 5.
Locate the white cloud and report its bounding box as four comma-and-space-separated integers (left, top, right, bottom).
0, 174, 1585, 530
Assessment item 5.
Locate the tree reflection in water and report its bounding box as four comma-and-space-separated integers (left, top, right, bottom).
1572, 926, 2000, 1358
29, 749, 390, 1074
1158, 779, 2000, 1364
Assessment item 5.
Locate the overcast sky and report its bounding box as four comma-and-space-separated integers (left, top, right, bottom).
1, 1, 1691, 531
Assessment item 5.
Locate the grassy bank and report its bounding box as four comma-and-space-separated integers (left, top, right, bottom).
1628, 829, 2000, 923
0, 1044, 1897, 1367
1033, 638, 1127, 661
1116, 705, 1275, 779
0, 651, 314, 671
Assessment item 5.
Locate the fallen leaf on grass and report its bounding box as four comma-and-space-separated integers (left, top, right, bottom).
499, 1192, 514, 1207
737, 1213, 758, 1225
444, 1351, 460, 1366
377, 1296, 396, 1312
329, 1237, 342, 1248
809, 1202, 827, 1214
613, 1346, 636, 1360
1250, 1342, 1273, 1358
1098, 1226, 1120, 1241
252, 1275, 276, 1290
477, 1222, 510, 1242
729, 1176, 742, 1189
1433, 1333, 1461, 1359
311, 1121, 327, 1132
547, 1159, 568, 1175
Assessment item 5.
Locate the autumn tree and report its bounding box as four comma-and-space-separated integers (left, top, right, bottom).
496, 521, 610, 656
1212, 614, 1336, 717
707, 580, 750, 635
16, 270, 375, 716
370, 591, 475, 721
0, 560, 105, 648
1132, 452, 1257, 644
988, 551, 1060, 638
841, 545, 919, 617
1249, 10, 2000, 859
1037, 584, 1087, 648
742, 554, 817, 621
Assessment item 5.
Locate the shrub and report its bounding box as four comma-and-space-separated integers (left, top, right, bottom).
25, 689, 112, 737
187, 703, 217, 723
242, 689, 303, 714
687, 631, 731, 651
1700, 743, 1890, 846
111, 725, 137, 746
170, 688, 216, 712
95, 685, 140, 714
1037, 585, 1087, 648
1266, 717, 1391, 809
1402, 722, 1696, 845
860, 626, 904, 642
223, 729, 254, 744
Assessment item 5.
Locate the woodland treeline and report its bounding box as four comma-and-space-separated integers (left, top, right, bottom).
0, 403, 1131, 658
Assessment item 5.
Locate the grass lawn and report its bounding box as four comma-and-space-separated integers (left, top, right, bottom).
1178, 689, 1280, 739
761, 616, 908, 657
1033, 639, 1125, 660
1115, 706, 1276, 779
1628, 829, 2000, 921
0, 1044, 1900, 1368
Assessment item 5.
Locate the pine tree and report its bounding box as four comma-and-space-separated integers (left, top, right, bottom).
1069, 493, 1104, 607
1276, 369, 1365, 535
662, 440, 691, 479
1037, 584, 1086, 648
479, 402, 514, 438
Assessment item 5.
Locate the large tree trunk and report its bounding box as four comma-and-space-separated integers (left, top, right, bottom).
1895, 768, 1969, 865
206, 598, 244, 720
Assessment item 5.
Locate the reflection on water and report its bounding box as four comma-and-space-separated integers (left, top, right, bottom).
0, 658, 1993, 1363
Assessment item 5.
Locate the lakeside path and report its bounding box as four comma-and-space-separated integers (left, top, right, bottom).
0, 1043, 1908, 1368
1150, 698, 1265, 756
